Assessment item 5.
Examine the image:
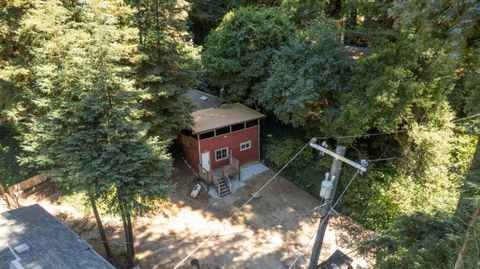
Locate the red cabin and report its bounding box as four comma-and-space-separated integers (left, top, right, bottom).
179, 90, 265, 196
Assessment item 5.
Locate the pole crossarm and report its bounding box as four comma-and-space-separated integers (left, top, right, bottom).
309, 139, 367, 172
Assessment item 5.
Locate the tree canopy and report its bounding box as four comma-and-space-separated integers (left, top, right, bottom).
203, 6, 295, 105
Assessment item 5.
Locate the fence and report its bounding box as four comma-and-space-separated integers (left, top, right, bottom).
1, 171, 52, 209
8, 171, 51, 194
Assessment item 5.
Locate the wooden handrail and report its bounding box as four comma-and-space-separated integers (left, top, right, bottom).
225, 174, 232, 192
212, 173, 220, 194
223, 167, 232, 193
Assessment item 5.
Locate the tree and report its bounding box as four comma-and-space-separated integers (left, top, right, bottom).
19, 0, 173, 267
188, 0, 281, 44
202, 6, 295, 105
257, 17, 351, 135
0, 123, 36, 188
127, 0, 199, 138
0, 0, 37, 122
390, 2, 480, 267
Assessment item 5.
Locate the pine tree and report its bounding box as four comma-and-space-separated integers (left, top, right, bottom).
127, 0, 199, 138
20, 0, 173, 267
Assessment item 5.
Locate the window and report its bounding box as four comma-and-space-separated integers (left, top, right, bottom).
215, 147, 228, 161
199, 131, 215, 140
246, 119, 258, 128
231, 123, 245, 132
240, 141, 251, 151
216, 126, 230, 136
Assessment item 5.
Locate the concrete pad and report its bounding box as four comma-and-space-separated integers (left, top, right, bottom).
207, 163, 269, 199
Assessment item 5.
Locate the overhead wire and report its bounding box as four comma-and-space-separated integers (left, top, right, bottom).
172, 141, 312, 269
287, 170, 362, 269
314, 111, 480, 141
452, 112, 480, 122
170, 112, 479, 268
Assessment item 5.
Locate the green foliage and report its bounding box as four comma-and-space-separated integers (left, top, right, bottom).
338, 37, 454, 135
60, 191, 93, 216
188, 0, 279, 44
261, 122, 332, 197
390, 0, 480, 117
0, 123, 36, 187
202, 6, 295, 105
130, 0, 199, 138
264, 138, 313, 170
0, 0, 35, 121
18, 0, 173, 217
258, 17, 352, 134
375, 212, 459, 269
280, 0, 325, 27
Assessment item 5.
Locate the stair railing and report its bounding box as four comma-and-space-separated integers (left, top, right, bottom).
211, 172, 220, 195
229, 154, 241, 181
223, 167, 232, 193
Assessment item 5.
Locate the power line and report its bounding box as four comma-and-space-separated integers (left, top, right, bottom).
452, 112, 480, 122
316, 130, 407, 141
366, 156, 403, 162
315, 112, 480, 141
172, 141, 312, 269
287, 170, 361, 269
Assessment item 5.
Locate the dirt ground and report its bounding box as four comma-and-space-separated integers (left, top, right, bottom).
18, 158, 376, 269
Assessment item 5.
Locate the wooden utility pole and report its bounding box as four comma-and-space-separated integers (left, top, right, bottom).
308, 139, 367, 269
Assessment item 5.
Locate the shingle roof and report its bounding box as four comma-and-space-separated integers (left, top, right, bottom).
0, 204, 115, 269
192, 103, 265, 133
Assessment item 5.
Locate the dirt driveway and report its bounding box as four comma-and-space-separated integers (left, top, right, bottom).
21, 159, 375, 269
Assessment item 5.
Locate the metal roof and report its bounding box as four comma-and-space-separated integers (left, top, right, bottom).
0, 204, 115, 269
185, 89, 225, 111
192, 103, 265, 133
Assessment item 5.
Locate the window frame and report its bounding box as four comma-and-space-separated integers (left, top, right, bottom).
199, 131, 215, 140
240, 141, 251, 151
246, 119, 259, 128
215, 147, 229, 161
231, 122, 245, 132
215, 126, 231, 136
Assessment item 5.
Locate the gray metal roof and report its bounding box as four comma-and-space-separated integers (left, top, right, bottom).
185, 89, 225, 111
0, 204, 115, 269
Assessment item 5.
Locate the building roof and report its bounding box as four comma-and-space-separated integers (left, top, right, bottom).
345, 45, 372, 60
0, 204, 115, 269
185, 89, 225, 111
192, 103, 265, 133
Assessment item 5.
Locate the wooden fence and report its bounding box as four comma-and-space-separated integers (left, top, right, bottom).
1, 171, 52, 209
8, 171, 51, 194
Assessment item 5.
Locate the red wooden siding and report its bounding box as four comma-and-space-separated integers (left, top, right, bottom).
199, 126, 259, 171
178, 133, 200, 172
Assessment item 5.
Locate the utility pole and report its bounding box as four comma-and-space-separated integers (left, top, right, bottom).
307, 138, 367, 269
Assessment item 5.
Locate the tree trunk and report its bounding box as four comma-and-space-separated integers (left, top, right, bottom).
0, 185, 11, 208
454, 138, 480, 268
454, 207, 480, 269
329, 0, 342, 18
456, 139, 480, 215
120, 202, 135, 268
127, 213, 135, 260
88, 193, 114, 261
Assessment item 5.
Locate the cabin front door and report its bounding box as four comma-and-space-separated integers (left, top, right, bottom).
201, 151, 211, 171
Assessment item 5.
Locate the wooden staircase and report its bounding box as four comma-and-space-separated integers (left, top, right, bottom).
217, 177, 231, 197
